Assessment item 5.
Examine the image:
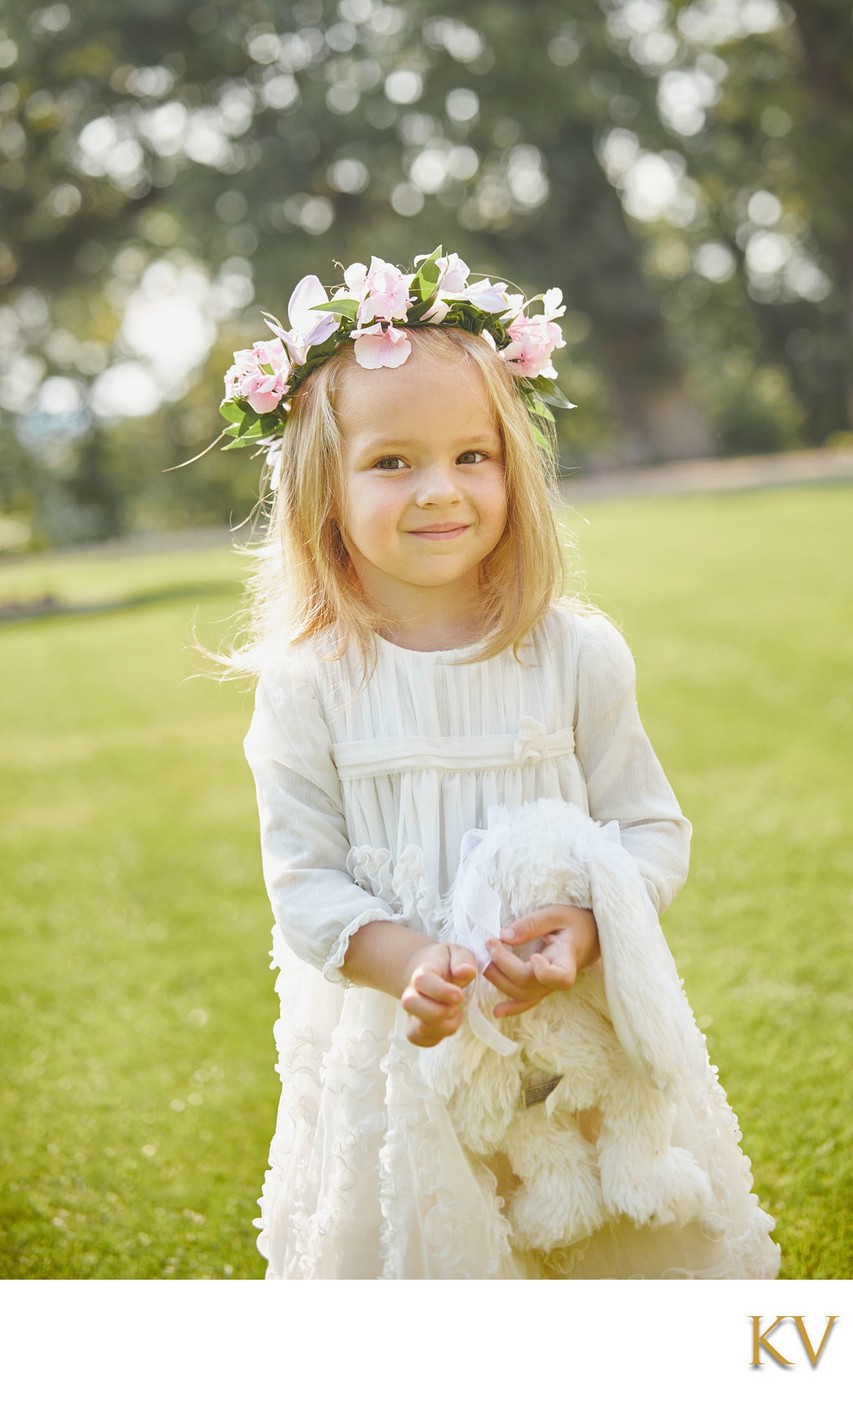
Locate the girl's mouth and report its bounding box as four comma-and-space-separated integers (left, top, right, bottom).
408, 523, 470, 540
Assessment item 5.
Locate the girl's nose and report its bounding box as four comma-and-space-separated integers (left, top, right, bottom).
414, 461, 463, 504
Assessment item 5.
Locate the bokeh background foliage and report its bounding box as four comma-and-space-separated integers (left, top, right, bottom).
0, 0, 851, 547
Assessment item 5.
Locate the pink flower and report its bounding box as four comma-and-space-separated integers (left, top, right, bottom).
415, 250, 471, 296
224, 339, 290, 412
350, 323, 412, 369
244, 376, 284, 413
500, 302, 566, 379
255, 337, 289, 371
224, 349, 253, 400
345, 256, 414, 324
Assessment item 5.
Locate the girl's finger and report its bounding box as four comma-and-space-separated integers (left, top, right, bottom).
529, 953, 577, 989
406, 1019, 458, 1048
413, 968, 466, 1005
485, 940, 534, 984
402, 989, 462, 1024
482, 963, 529, 1000
500, 907, 568, 944
493, 995, 541, 1018
447, 949, 477, 986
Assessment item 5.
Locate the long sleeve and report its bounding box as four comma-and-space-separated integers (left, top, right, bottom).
573, 613, 691, 914
243, 656, 403, 982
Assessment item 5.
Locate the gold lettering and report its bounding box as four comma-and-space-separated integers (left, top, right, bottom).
750, 1316, 794, 1368
791, 1316, 839, 1368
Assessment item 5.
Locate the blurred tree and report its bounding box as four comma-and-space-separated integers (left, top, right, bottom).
658, 0, 853, 450
0, 0, 849, 545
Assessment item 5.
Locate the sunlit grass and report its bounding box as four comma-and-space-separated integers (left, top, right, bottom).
0, 539, 238, 608
1, 484, 850, 1277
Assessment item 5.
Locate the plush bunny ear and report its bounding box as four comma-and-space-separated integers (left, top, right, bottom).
580, 822, 703, 1094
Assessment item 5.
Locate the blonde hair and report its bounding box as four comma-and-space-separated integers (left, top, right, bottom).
210, 325, 574, 679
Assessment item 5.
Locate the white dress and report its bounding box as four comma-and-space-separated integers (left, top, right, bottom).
243, 603, 780, 1279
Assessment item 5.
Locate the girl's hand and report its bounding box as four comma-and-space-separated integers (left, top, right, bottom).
484, 905, 600, 1017
401, 942, 477, 1048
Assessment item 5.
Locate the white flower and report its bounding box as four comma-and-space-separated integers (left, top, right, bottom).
541, 287, 566, 320
457, 278, 511, 313
420, 299, 450, 324
436, 252, 471, 295
271, 276, 339, 366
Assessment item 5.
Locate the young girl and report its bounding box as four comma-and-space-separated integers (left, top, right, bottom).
221, 250, 780, 1279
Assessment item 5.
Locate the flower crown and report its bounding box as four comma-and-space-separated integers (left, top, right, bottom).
219, 247, 575, 475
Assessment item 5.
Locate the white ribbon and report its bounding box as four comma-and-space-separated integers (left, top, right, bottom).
577, 817, 622, 854
452, 819, 520, 1056
513, 715, 575, 765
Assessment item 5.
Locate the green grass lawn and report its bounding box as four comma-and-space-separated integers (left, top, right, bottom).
1, 485, 851, 1278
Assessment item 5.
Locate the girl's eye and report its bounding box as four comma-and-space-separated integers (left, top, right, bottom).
374, 456, 407, 471
457, 450, 489, 464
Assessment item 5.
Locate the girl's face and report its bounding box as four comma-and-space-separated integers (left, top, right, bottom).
335, 348, 508, 628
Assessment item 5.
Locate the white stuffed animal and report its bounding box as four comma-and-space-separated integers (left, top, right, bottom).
420, 798, 714, 1253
